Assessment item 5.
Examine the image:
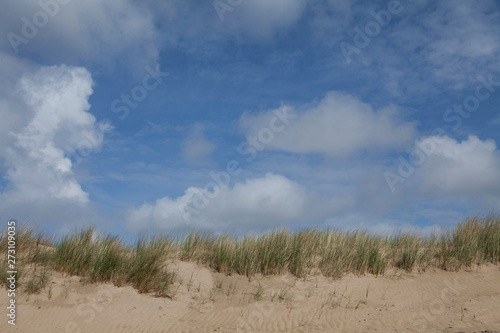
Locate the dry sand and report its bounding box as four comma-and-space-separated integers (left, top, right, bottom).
1, 262, 499, 333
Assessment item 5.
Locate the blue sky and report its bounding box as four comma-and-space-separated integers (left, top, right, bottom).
1, 0, 499, 238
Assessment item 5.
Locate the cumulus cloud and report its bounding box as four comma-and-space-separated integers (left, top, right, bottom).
0, 64, 105, 226
181, 123, 216, 165
125, 173, 351, 233
414, 135, 500, 197
239, 91, 417, 157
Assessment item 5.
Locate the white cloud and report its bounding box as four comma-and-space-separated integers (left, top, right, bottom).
239, 91, 417, 157
0, 64, 104, 226
1, 0, 306, 71
1, 0, 159, 72
414, 135, 500, 197
0, 53, 37, 162
125, 173, 351, 233
181, 123, 216, 165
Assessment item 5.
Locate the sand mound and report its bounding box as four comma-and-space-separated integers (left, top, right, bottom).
1, 262, 499, 332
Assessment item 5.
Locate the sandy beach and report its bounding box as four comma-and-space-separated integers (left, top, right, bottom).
2, 261, 499, 333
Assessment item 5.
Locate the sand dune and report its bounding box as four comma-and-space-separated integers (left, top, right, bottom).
2, 261, 499, 333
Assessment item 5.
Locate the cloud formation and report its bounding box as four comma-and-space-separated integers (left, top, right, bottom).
414, 135, 500, 197
125, 172, 350, 233
0, 65, 104, 226
1, 0, 159, 72
240, 91, 417, 157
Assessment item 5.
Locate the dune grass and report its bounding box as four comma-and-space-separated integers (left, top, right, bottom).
51, 227, 176, 295
177, 215, 499, 277
0, 226, 176, 296
0, 215, 499, 296
26, 265, 50, 294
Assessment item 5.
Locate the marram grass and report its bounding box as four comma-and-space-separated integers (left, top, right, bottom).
1, 215, 499, 296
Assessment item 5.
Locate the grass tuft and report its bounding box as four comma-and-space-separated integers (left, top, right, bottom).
26, 265, 50, 294
125, 236, 175, 294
